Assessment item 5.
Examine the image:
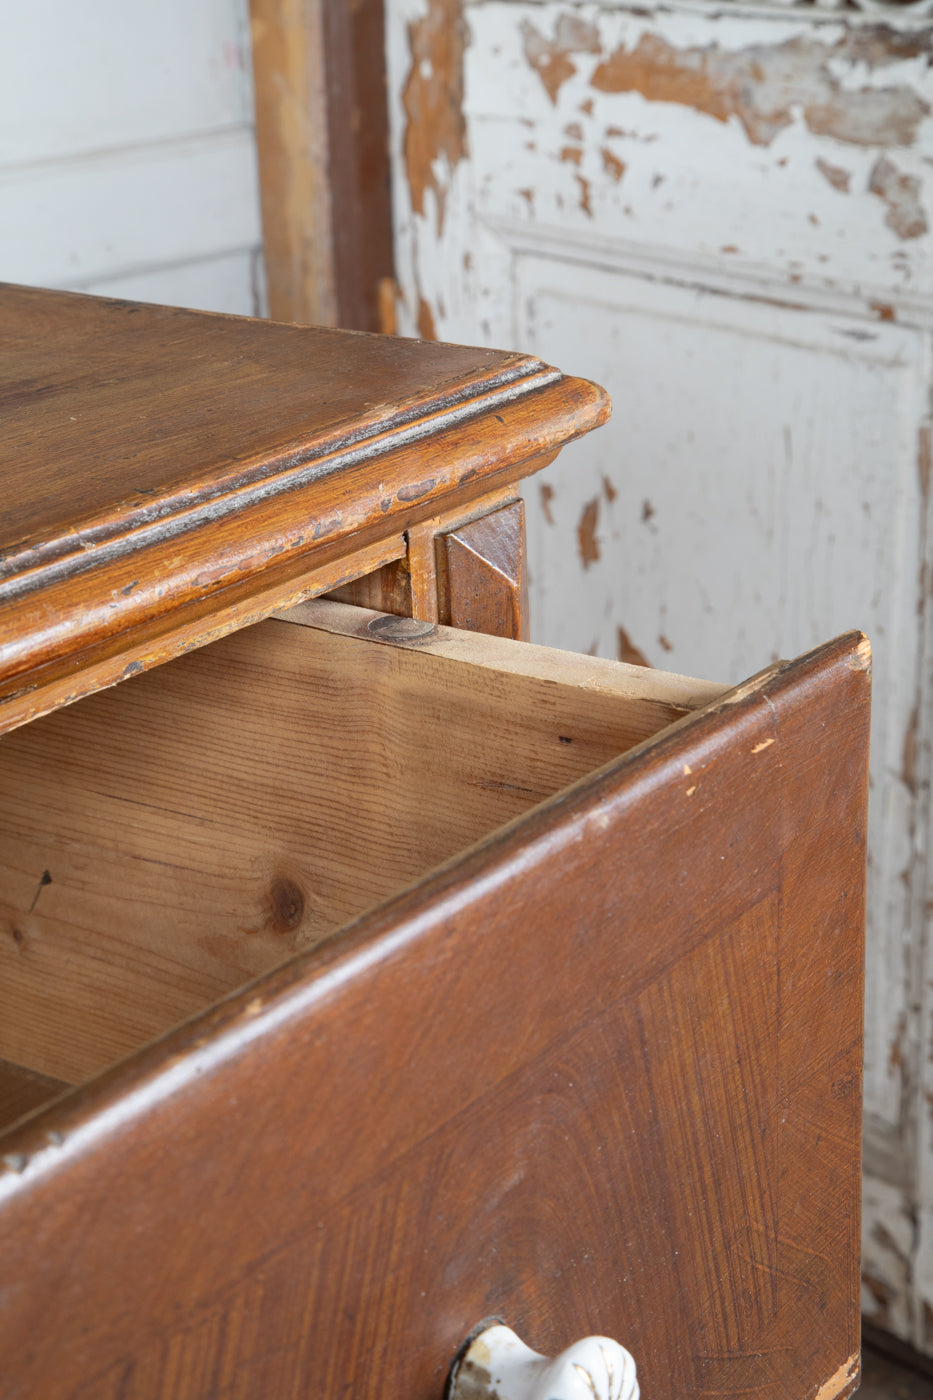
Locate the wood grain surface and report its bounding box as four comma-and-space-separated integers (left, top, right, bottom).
0, 285, 607, 729
249, 0, 336, 326
323, 554, 413, 616
0, 531, 404, 738
321, 0, 394, 332
323, 485, 523, 622
436, 498, 529, 639
0, 629, 869, 1400
0, 604, 717, 1084
249, 0, 393, 332
0, 1058, 68, 1133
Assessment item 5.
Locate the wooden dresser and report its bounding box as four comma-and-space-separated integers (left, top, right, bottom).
0, 285, 868, 1400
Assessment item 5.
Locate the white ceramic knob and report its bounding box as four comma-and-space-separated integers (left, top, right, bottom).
447, 1323, 639, 1400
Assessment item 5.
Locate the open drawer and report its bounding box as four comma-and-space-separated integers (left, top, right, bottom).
0, 602, 869, 1400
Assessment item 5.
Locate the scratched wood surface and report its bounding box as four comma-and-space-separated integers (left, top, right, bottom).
0, 284, 607, 735
0, 603, 719, 1084
384, 0, 933, 1351
0, 629, 869, 1400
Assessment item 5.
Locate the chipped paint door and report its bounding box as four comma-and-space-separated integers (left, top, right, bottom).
385, 0, 933, 1354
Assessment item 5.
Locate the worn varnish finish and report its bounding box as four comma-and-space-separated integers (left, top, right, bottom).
436, 498, 529, 639
0, 284, 607, 733
325, 483, 526, 629
0, 622, 868, 1400
385, 0, 933, 1350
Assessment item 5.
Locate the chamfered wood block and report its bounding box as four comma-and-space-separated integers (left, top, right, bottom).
436, 498, 530, 640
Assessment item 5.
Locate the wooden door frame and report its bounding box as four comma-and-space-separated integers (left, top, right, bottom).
248, 0, 394, 330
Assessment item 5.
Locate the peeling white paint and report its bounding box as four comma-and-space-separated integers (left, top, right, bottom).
863, 1176, 916, 1340
387, 0, 933, 1355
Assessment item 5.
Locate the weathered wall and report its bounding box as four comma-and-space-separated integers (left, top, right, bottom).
0, 0, 263, 313
386, 0, 933, 1352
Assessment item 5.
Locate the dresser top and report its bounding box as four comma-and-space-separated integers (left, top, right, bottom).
1, 284, 573, 564
0, 284, 608, 730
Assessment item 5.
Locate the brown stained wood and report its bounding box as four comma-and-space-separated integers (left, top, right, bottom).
0, 286, 608, 728
437, 498, 530, 640
0, 532, 406, 737
408, 518, 442, 623
0, 290, 554, 554
0, 1059, 69, 1134
0, 606, 715, 1084
321, 0, 395, 331
249, 0, 393, 331
0, 632, 869, 1400
378, 275, 401, 336
394, 482, 524, 626
248, 0, 336, 325
324, 556, 413, 616
0, 286, 866, 1400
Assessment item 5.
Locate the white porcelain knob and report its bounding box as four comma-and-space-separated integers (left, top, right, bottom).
447, 1323, 639, 1400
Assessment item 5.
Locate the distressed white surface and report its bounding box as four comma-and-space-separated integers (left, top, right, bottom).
0, 0, 263, 314
1, 130, 262, 291
387, 0, 933, 1352
862, 1176, 916, 1340
449, 1324, 639, 1400
0, 0, 254, 165
466, 5, 933, 305
515, 260, 926, 1153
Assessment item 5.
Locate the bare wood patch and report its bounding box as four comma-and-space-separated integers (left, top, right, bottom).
812, 1353, 861, 1400
869, 155, 929, 241
577, 496, 601, 568
402, 0, 468, 235
576, 173, 594, 216
618, 627, 652, 669
816, 158, 851, 194
417, 296, 437, 341
520, 14, 600, 105
590, 33, 931, 150
601, 147, 626, 183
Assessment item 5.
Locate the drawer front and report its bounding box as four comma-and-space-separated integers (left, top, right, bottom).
0, 622, 868, 1400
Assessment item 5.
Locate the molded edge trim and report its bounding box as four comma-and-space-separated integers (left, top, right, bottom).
0, 362, 568, 600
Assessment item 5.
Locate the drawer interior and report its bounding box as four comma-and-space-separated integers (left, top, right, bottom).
0, 601, 726, 1122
